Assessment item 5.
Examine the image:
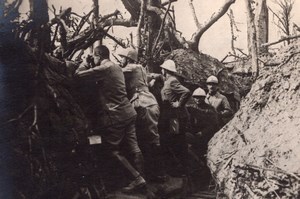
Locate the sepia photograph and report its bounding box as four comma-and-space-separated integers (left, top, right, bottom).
0, 0, 300, 198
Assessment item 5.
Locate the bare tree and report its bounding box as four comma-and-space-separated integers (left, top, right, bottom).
227, 9, 240, 56
245, 0, 259, 78
255, 0, 268, 53
120, 0, 236, 53
245, 0, 268, 55
29, 0, 51, 52
269, 0, 294, 44
188, 0, 236, 52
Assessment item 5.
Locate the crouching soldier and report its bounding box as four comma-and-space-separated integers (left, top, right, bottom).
118, 48, 166, 182
75, 45, 145, 192
186, 88, 219, 159
160, 59, 191, 176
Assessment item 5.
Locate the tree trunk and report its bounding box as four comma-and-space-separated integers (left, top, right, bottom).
93, 0, 101, 48
29, 0, 51, 52
245, 0, 259, 78
255, 0, 268, 54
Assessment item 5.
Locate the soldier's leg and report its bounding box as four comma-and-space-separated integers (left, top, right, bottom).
142, 105, 167, 181
102, 121, 141, 181
173, 118, 189, 175
122, 116, 145, 178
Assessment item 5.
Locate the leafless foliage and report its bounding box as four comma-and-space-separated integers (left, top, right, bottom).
269, 0, 294, 44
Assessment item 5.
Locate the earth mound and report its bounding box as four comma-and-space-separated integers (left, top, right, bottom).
167, 49, 241, 103
207, 42, 300, 198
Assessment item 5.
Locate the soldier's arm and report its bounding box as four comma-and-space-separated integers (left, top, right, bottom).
75, 61, 90, 74
121, 64, 137, 73
75, 63, 110, 78
170, 78, 191, 107
220, 96, 233, 117
147, 73, 163, 87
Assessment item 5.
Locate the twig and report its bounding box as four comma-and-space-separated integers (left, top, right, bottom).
233, 125, 248, 145
99, 10, 120, 22
268, 6, 289, 36
52, 5, 57, 15
188, 0, 201, 28
30, 104, 38, 130
104, 32, 126, 48
220, 54, 229, 63
2, 104, 33, 125
161, 0, 177, 6
244, 184, 259, 199
51, 24, 59, 49
152, 2, 172, 54
246, 164, 300, 181
223, 157, 233, 169
263, 177, 281, 199
70, 12, 83, 18
73, 8, 94, 37
153, 41, 165, 58
236, 48, 248, 57
278, 51, 300, 67
112, 53, 121, 64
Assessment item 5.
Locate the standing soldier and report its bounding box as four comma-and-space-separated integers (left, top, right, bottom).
160, 59, 191, 176
75, 45, 146, 192
205, 75, 233, 127
186, 88, 219, 159
118, 48, 166, 182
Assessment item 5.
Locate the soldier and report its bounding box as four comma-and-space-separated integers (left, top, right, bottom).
75, 45, 146, 192
186, 88, 219, 159
118, 48, 166, 182
160, 59, 191, 176
205, 75, 233, 127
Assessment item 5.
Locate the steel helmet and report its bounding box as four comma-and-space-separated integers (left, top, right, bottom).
118, 48, 138, 62
206, 75, 219, 84
192, 88, 206, 97
160, 60, 177, 73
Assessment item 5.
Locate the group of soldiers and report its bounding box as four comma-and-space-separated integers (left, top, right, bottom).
73, 45, 234, 193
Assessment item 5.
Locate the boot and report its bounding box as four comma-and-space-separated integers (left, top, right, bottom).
122, 175, 146, 193
147, 144, 168, 183
110, 151, 140, 179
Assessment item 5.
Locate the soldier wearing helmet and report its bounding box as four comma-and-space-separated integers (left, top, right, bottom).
119, 48, 166, 182
205, 75, 233, 127
186, 88, 219, 159
160, 59, 191, 176
75, 45, 146, 192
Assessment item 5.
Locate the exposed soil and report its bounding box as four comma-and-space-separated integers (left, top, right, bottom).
207, 41, 300, 198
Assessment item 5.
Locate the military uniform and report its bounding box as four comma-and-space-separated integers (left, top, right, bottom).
75, 59, 144, 185
123, 63, 160, 146
205, 91, 233, 127
186, 103, 219, 157
160, 75, 191, 175
122, 63, 167, 180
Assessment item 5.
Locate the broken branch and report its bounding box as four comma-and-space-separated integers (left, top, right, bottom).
189, 0, 236, 52
2, 104, 33, 125
104, 32, 126, 48
261, 34, 300, 47
188, 0, 201, 28
161, 0, 177, 7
